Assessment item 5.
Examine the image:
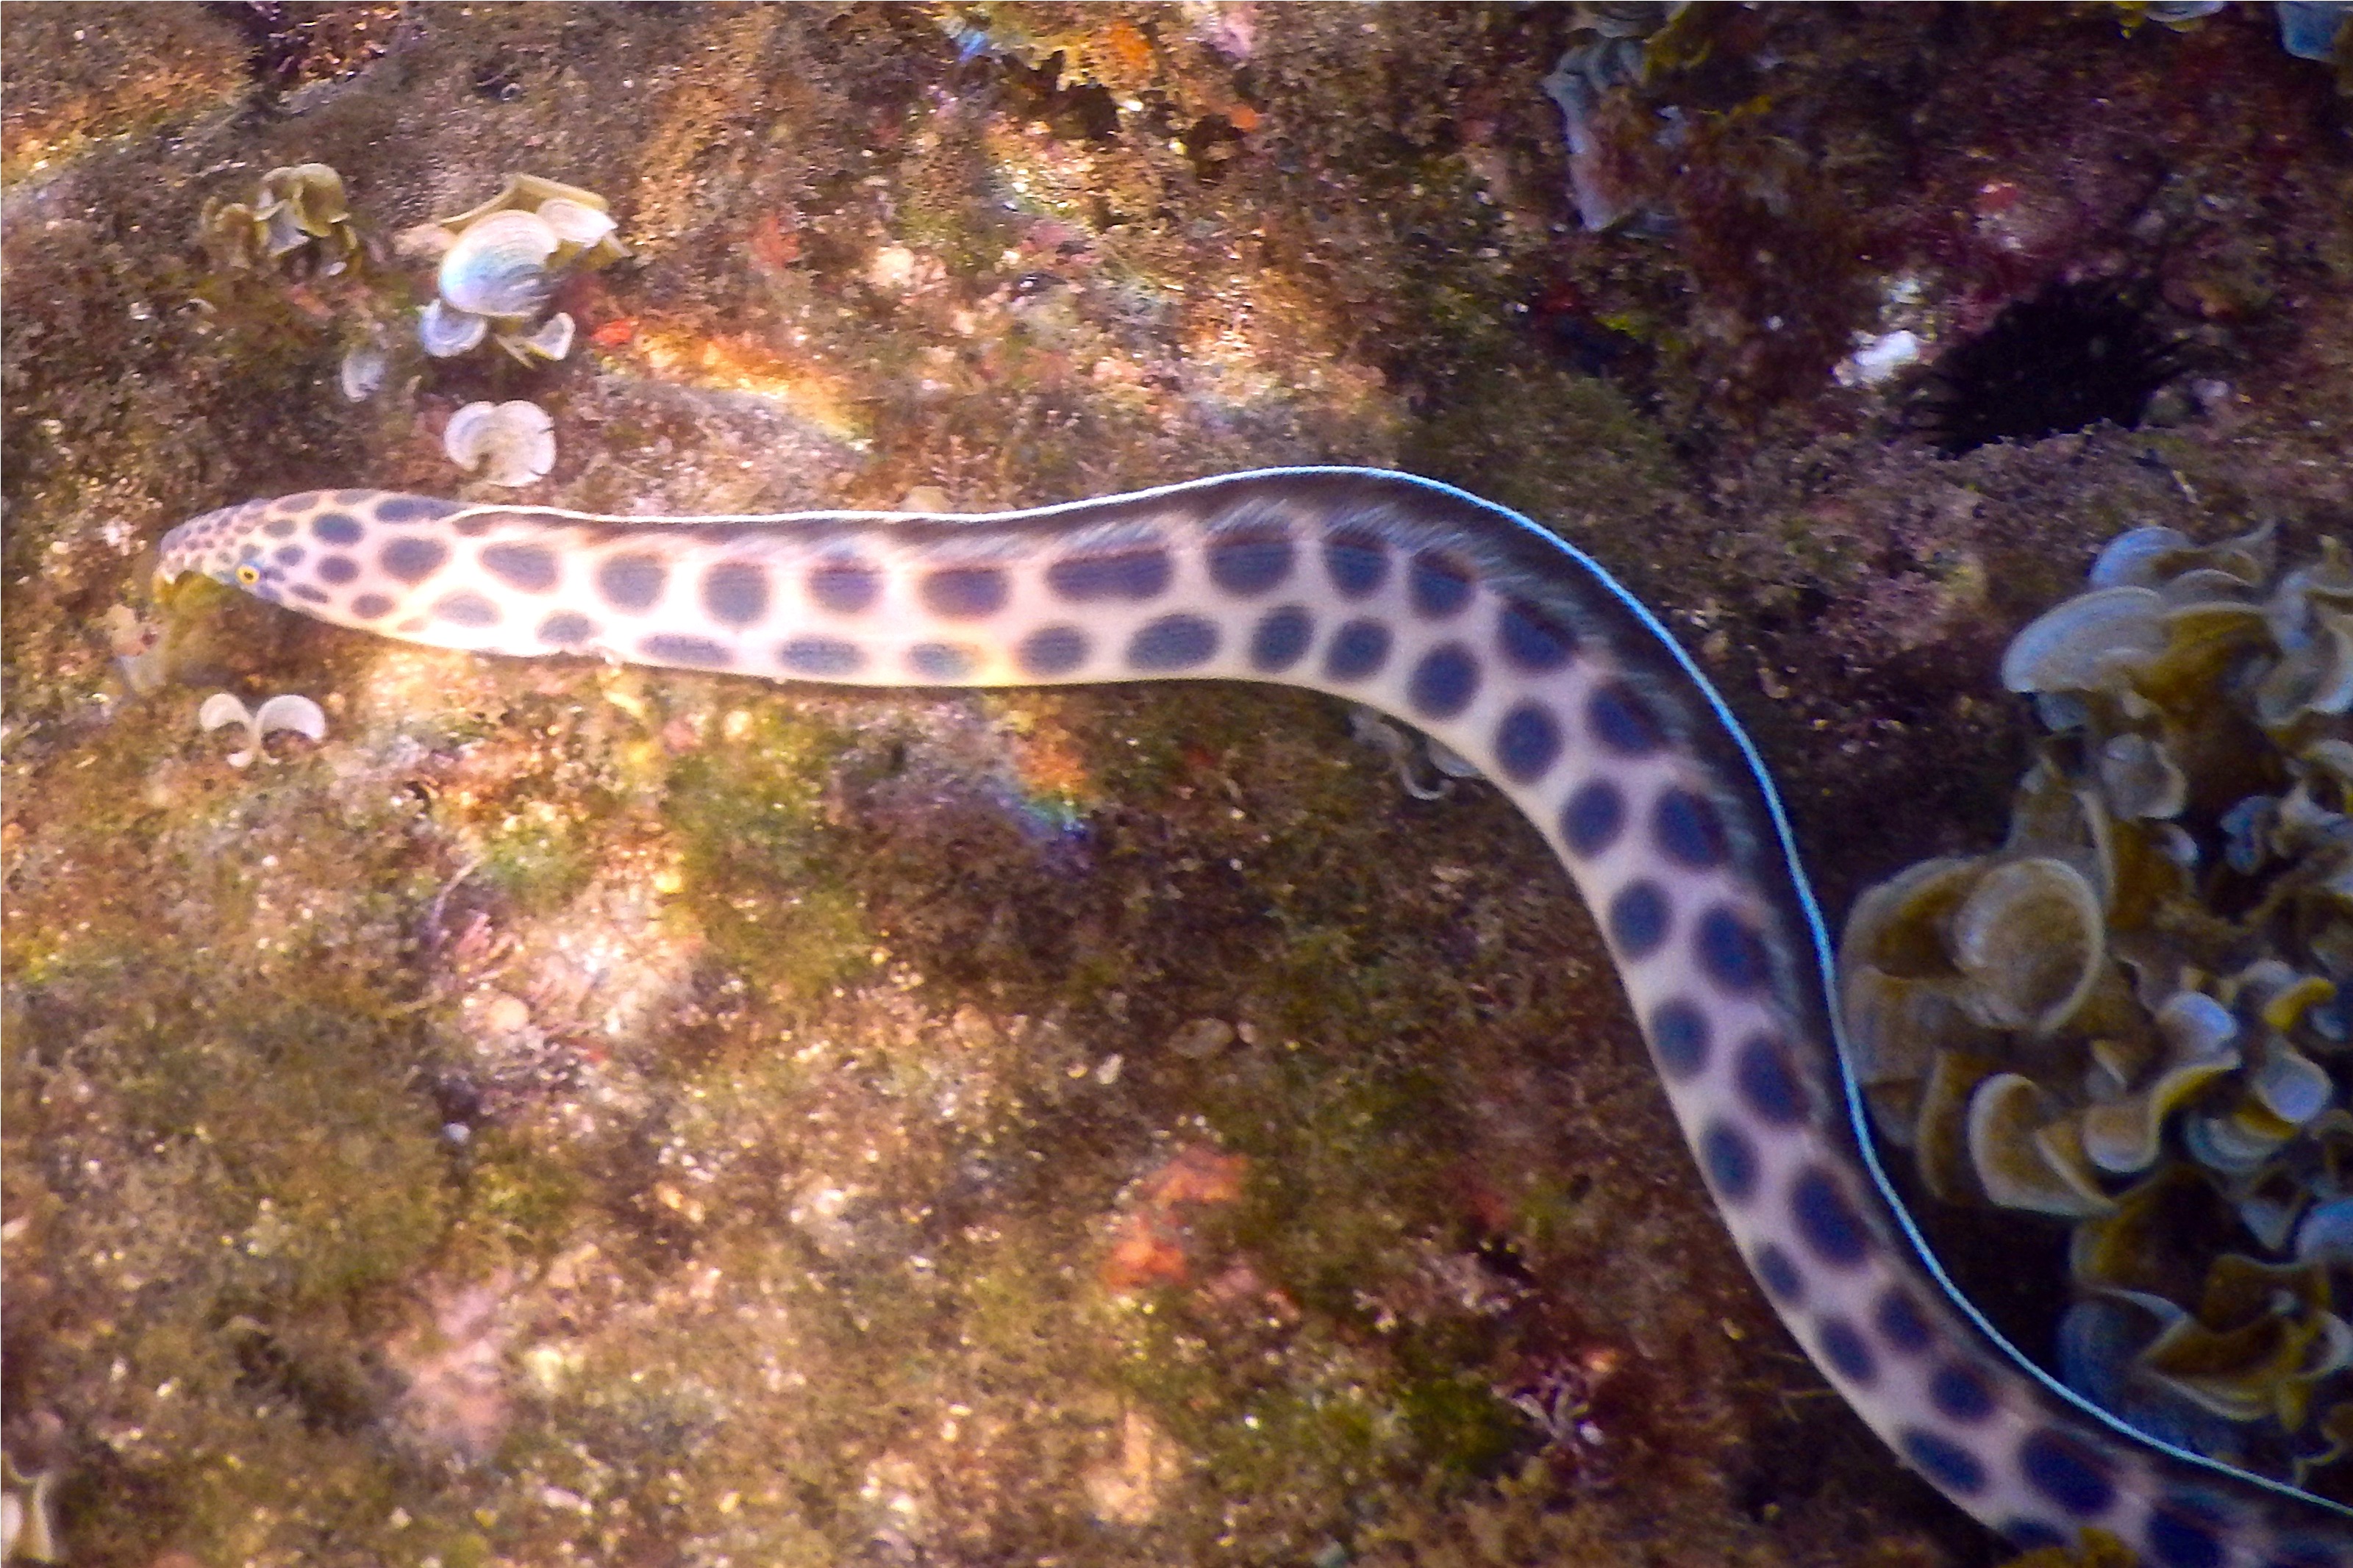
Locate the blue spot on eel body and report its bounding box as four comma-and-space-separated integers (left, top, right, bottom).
1128, 614, 1218, 671
1323, 619, 1390, 682
1249, 606, 1313, 673
1049, 545, 1171, 602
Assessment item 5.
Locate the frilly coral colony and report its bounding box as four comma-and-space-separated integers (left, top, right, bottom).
1840, 524, 2353, 1488
198, 162, 360, 279
405, 173, 624, 365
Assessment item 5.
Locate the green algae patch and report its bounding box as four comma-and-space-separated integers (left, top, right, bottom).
1394, 1369, 1529, 1486
662, 701, 876, 1006
478, 798, 599, 918
446, 1126, 588, 1269
115, 986, 452, 1306
6, 965, 468, 1565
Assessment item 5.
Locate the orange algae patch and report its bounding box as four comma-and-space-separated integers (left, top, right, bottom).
1008, 718, 1100, 817
1098, 18, 1155, 79
747, 208, 801, 273
624, 321, 867, 441
1100, 1145, 1248, 1290
0, 7, 246, 182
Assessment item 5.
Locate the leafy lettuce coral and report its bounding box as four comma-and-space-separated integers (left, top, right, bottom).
1840, 521, 2353, 1484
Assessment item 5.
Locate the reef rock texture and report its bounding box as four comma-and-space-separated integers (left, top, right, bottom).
3, 4, 2350, 1566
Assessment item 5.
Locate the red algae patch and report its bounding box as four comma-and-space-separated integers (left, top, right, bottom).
1100, 1144, 1249, 1290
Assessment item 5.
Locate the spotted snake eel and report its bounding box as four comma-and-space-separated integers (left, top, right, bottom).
157, 468, 2353, 1564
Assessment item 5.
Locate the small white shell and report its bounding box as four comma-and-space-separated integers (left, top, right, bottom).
536, 197, 615, 251
438, 209, 558, 319
198, 692, 254, 733
252, 693, 327, 743
417, 298, 488, 358
444, 399, 556, 487
339, 340, 389, 401
496, 310, 575, 365
199, 692, 324, 767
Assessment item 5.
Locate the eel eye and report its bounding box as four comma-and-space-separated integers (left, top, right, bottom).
236, 564, 260, 586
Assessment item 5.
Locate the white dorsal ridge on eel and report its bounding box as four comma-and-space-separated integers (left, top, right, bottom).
157, 468, 2353, 1564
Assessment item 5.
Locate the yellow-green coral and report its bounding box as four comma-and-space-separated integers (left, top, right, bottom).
1840, 522, 2353, 1476
199, 162, 360, 278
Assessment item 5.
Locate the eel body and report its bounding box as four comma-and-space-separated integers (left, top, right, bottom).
158, 468, 2353, 1564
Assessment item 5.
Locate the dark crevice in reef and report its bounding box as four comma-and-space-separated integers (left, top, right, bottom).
201, 1, 399, 101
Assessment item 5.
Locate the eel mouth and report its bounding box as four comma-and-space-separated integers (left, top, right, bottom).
151, 555, 224, 605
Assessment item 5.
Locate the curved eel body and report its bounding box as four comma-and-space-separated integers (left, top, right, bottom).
159, 469, 2352, 1564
